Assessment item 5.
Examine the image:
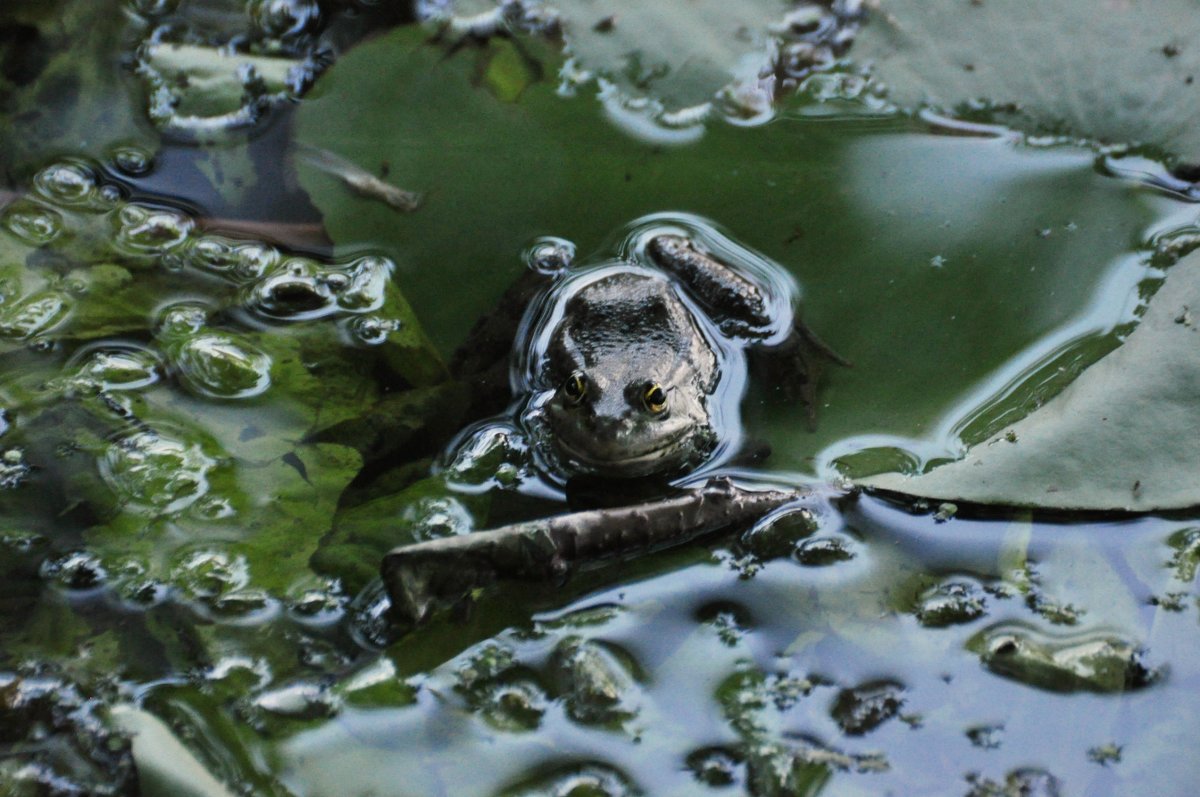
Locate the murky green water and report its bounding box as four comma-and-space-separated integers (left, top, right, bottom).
2, 2, 1199, 795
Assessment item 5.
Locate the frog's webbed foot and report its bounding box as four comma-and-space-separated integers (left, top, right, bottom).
751, 318, 850, 429
646, 233, 847, 427
646, 234, 773, 336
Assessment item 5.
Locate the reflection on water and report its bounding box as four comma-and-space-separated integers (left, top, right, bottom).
2, 3, 1200, 795
281, 496, 1200, 796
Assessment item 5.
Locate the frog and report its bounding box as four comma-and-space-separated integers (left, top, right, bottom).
448, 215, 846, 495
379, 216, 847, 624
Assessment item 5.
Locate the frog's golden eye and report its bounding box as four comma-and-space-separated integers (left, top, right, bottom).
562, 372, 587, 405
643, 383, 668, 414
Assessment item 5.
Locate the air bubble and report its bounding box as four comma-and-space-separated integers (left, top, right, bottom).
97, 185, 122, 206
550, 637, 640, 726
33, 161, 99, 208
2, 201, 64, 245
100, 429, 215, 515
166, 547, 270, 614
475, 680, 547, 732
504, 763, 638, 797
170, 549, 250, 604
186, 235, 280, 280
157, 306, 209, 345
0, 447, 30, 488
400, 495, 475, 542
794, 534, 856, 565
288, 587, 343, 619
686, 748, 743, 787
111, 146, 154, 176
174, 333, 273, 399
527, 237, 575, 275
249, 0, 323, 40
0, 291, 71, 339
336, 256, 390, 312
444, 423, 531, 489
915, 580, 987, 627
41, 551, 108, 591
349, 315, 398, 345
112, 204, 194, 256
71, 346, 161, 392
246, 258, 337, 320
320, 272, 351, 292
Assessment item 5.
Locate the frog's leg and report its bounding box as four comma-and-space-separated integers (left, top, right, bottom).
647, 234, 848, 426
750, 322, 850, 428
646, 234, 773, 336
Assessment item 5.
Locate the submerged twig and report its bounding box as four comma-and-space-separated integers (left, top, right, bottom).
382, 477, 821, 625
294, 142, 421, 212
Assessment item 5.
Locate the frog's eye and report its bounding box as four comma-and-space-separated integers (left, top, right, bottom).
643, 383, 668, 414
562, 372, 587, 405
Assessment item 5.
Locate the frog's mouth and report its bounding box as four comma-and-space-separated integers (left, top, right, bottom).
550, 426, 708, 477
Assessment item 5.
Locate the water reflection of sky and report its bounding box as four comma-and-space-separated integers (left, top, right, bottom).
284, 495, 1200, 796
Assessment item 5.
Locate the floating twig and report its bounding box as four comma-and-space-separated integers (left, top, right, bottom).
295, 142, 421, 212
382, 477, 818, 624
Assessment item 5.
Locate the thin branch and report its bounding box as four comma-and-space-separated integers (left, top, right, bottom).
382, 477, 827, 625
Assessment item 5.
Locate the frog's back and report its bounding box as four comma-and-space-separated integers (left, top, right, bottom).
546, 271, 717, 388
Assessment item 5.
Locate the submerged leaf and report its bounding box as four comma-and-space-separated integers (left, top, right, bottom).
0, 0, 155, 176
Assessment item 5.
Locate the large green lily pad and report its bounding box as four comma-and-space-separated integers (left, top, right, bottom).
851, 0, 1200, 161
295, 26, 1163, 478
867, 249, 1200, 511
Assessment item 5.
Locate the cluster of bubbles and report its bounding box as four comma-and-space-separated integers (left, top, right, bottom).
2, 160, 122, 248
421, 0, 869, 141
156, 226, 401, 342
0, 157, 408, 620
126, 0, 328, 139
440, 619, 643, 737
3, 154, 404, 350
392, 601, 914, 795
0, 672, 138, 795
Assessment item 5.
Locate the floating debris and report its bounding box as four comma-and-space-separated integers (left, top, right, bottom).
295, 143, 421, 212
969, 623, 1158, 693
915, 580, 988, 627
383, 478, 814, 624
830, 681, 906, 736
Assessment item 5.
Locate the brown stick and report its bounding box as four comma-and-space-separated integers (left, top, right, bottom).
382, 477, 821, 625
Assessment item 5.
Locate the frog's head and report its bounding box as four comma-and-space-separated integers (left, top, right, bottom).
543, 354, 718, 478
538, 273, 720, 478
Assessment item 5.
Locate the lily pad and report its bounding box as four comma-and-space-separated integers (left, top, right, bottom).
424, 0, 848, 119
850, 0, 1200, 161
83, 440, 362, 600
866, 249, 1200, 511
295, 25, 1163, 480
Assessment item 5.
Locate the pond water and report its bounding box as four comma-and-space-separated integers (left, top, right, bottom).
1, 2, 1199, 796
